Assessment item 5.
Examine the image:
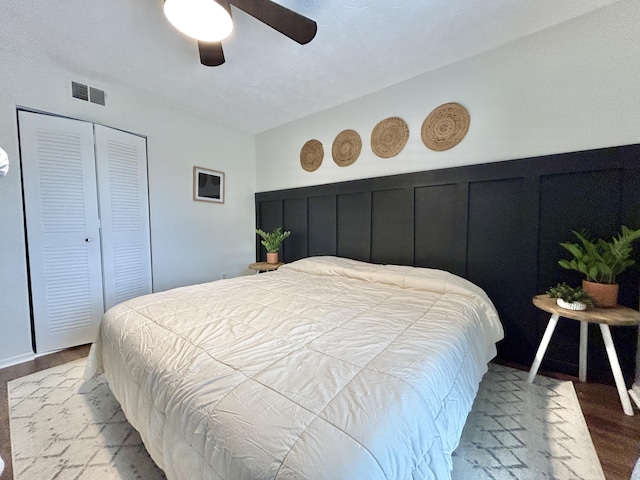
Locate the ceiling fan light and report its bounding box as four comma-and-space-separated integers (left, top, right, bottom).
164, 0, 233, 42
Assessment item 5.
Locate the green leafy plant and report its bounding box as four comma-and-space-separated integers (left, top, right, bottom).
558, 225, 640, 284
546, 282, 594, 306
256, 227, 291, 253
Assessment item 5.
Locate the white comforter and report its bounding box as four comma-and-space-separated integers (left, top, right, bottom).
86, 256, 503, 480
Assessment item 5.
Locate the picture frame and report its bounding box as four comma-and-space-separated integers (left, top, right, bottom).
193, 166, 224, 204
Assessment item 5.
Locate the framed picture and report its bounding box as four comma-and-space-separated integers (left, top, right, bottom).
193, 167, 224, 204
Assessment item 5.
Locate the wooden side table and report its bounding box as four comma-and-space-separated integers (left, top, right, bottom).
528, 294, 640, 415
248, 262, 283, 274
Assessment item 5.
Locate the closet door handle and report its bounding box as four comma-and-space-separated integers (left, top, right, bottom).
85, 237, 91, 242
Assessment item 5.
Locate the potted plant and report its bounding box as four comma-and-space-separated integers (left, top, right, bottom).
546, 283, 594, 311
256, 227, 291, 264
558, 225, 640, 307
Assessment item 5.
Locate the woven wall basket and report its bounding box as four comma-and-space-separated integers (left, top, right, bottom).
371, 117, 409, 158
300, 139, 324, 172
332, 129, 362, 167
421, 102, 470, 151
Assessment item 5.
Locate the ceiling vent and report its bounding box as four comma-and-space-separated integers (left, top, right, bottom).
71, 81, 89, 101
89, 87, 106, 106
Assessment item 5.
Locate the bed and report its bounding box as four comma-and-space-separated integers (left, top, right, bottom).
85, 256, 503, 479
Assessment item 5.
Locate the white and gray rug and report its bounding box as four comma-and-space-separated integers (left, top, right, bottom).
8, 360, 605, 480
452, 363, 605, 480
8, 359, 165, 480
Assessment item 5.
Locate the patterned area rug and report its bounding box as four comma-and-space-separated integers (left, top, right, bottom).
8, 360, 165, 480
452, 363, 605, 480
8, 360, 604, 480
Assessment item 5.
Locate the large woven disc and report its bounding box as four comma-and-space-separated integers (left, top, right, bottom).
421, 103, 470, 151
332, 129, 362, 167
370, 117, 409, 158
300, 139, 324, 172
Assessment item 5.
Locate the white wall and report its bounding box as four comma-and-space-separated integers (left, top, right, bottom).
256, 0, 640, 192
0, 52, 256, 367
3, 0, 638, 367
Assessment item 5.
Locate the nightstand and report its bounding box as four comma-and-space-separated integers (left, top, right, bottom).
528, 294, 640, 415
248, 262, 283, 273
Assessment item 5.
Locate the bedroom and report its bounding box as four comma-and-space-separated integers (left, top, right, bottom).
1, 0, 640, 478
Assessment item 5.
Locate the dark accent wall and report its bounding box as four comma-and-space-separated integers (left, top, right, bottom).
256, 145, 640, 385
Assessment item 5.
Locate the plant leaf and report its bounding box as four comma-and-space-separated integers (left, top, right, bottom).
560, 242, 583, 259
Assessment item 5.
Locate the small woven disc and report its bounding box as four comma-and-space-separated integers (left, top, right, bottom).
371, 117, 409, 158
421, 103, 470, 151
332, 129, 362, 167
300, 139, 324, 172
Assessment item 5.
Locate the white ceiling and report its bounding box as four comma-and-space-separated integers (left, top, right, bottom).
0, 0, 619, 133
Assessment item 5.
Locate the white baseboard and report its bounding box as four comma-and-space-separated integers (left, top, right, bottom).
35, 348, 63, 358
0, 351, 35, 370
630, 383, 640, 410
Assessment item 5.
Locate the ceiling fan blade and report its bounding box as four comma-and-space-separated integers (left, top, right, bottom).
229, 0, 317, 45
198, 41, 226, 66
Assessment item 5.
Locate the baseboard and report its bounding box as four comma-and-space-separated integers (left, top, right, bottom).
629, 383, 640, 410
0, 352, 35, 370
35, 348, 63, 358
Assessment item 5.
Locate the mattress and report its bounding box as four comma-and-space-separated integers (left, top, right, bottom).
85, 256, 503, 479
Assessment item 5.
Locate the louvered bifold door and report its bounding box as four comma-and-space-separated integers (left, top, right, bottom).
94, 124, 152, 310
19, 111, 105, 353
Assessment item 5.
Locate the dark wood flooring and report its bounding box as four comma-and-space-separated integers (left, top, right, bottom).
0, 347, 638, 480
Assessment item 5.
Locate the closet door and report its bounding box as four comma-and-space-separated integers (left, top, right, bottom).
94, 125, 152, 310
19, 111, 105, 353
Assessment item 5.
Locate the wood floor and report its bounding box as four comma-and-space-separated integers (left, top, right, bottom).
0, 347, 638, 480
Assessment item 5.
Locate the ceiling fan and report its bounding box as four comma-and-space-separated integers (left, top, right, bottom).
164, 0, 317, 66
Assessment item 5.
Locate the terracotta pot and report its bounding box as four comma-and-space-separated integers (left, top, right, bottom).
266, 252, 279, 264
582, 280, 619, 308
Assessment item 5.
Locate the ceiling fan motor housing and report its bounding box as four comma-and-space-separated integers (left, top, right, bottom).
164, 0, 317, 67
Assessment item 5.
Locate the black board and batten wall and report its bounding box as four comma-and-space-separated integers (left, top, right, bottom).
255, 144, 640, 385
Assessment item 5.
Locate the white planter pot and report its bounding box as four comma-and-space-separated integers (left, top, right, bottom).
556, 298, 587, 311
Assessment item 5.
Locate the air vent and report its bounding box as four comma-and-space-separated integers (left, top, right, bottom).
71, 81, 106, 106
71, 82, 89, 101
89, 87, 106, 106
